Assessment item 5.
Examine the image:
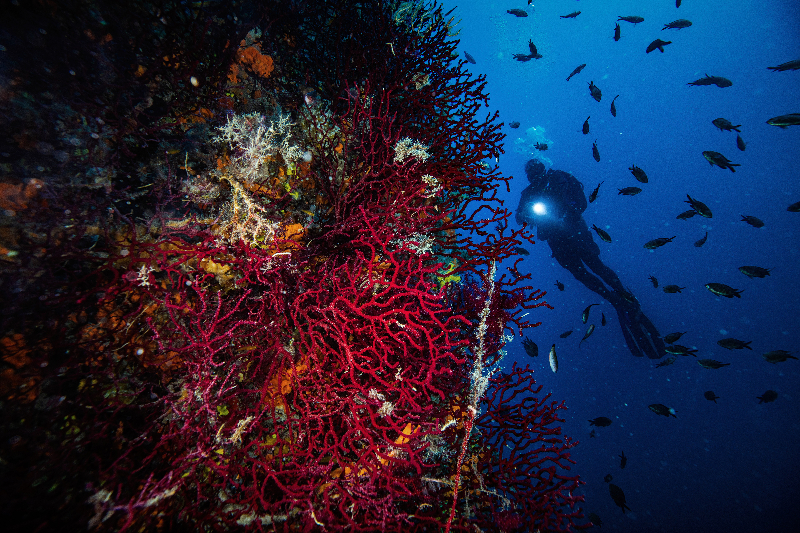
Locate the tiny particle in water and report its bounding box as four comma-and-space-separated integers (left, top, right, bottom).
190, 76, 199, 87
135, 348, 145, 356
120, 248, 129, 256
185, 280, 192, 286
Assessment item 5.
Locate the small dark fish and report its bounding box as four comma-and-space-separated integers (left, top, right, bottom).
649, 275, 659, 288
646, 39, 672, 53
610, 95, 619, 116
592, 141, 600, 162
741, 215, 765, 228
705, 282, 742, 298
559, 330, 574, 339
739, 265, 771, 278
590, 429, 597, 438
757, 390, 778, 403
513, 53, 534, 62
789, 200, 800, 212
698, 359, 731, 369
663, 19, 692, 30
509, 121, 520, 129
566, 64, 587, 81
619, 451, 627, 469
609, 484, 631, 513
717, 338, 752, 350
702, 150, 740, 171
663, 332, 686, 344
712, 118, 741, 132
589, 417, 612, 427
589, 181, 603, 203
592, 224, 612, 243
666, 344, 697, 356
555, 280, 565, 291
736, 134, 747, 151
686, 195, 712, 218
644, 236, 676, 249
676, 209, 697, 220
704, 391, 720, 403
618, 187, 642, 195
507, 9, 528, 17
618, 16, 644, 24
676, 0, 682, 7
464, 51, 477, 64
582, 116, 590, 135
582, 303, 598, 324
588, 512, 602, 526
523, 338, 539, 358
656, 356, 677, 368
762, 350, 797, 364
535, 142, 548, 151
579, 324, 596, 347
614, 23, 621, 42
561, 11, 581, 19
527, 40, 542, 59
514, 246, 530, 256
589, 81, 602, 102
767, 59, 800, 72
688, 74, 733, 87
604, 474, 613, 483
601, 313, 606, 326
629, 165, 648, 183
694, 231, 708, 248
767, 113, 800, 128
663, 285, 685, 294
648, 404, 677, 417
549, 344, 558, 373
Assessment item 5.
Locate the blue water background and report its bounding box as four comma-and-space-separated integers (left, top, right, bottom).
441, 0, 800, 531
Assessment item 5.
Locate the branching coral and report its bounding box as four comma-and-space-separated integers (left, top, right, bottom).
0, 2, 585, 532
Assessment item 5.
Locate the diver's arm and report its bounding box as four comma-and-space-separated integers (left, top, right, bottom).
515, 186, 538, 226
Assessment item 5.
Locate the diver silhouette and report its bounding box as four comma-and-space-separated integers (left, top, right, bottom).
516, 159, 665, 359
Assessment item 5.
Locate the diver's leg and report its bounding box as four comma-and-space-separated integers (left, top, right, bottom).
615, 307, 645, 357
634, 309, 666, 359
554, 253, 617, 302
552, 246, 665, 358
582, 254, 627, 295
580, 254, 666, 358
615, 303, 666, 359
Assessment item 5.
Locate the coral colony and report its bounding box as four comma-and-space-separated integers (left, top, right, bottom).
0, 1, 585, 531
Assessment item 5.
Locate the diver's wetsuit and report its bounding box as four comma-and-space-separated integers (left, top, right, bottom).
516, 160, 665, 359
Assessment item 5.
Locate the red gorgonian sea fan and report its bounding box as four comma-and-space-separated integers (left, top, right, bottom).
0, 2, 586, 531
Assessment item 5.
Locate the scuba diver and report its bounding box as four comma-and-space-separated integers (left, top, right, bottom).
516, 159, 665, 359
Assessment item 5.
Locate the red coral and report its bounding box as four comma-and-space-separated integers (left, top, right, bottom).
0, 3, 587, 532
472, 363, 587, 532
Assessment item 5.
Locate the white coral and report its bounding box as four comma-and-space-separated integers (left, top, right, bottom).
421, 174, 441, 197
394, 137, 430, 164
214, 112, 303, 183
